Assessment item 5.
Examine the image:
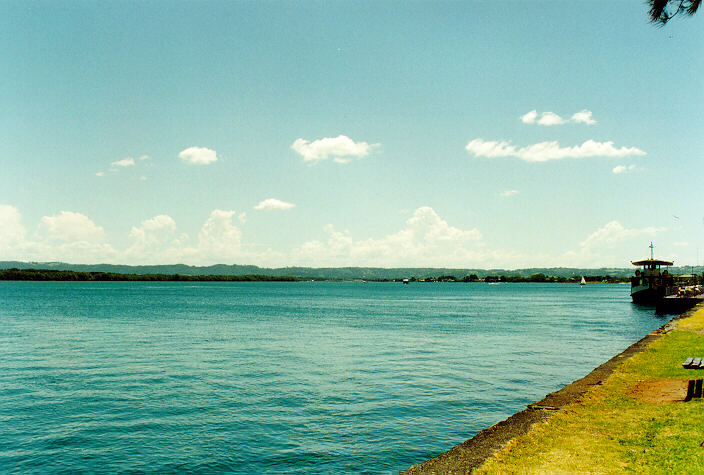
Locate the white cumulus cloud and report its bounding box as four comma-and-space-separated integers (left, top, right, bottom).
537, 111, 567, 126
520, 110, 539, 124
124, 214, 188, 263
129, 215, 177, 246
196, 210, 244, 262
291, 135, 378, 163
580, 221, 664, 250
28, 211, 117, 263
293, 206, 484, 267
571, 110, 596, 125
38, 211, 106, 243
520, 109, 597, 126
254, 198, 296, 211
465, 138, 646, 162
178, 146, 219, 165
562, 220, 666, 267
499, 190, 519, 197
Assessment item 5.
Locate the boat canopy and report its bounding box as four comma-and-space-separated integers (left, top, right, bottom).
631, 259, 673, 266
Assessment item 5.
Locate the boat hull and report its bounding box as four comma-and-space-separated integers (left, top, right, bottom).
631, 287, 663, 304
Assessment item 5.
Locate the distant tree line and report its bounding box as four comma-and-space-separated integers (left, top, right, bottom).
0, 268, 300, 282
399, 273, 626, 283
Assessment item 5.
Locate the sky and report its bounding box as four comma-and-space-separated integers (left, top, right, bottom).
1, 0, 703, 269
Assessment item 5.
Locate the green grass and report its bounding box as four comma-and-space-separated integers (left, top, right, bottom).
476, 307, 704, 473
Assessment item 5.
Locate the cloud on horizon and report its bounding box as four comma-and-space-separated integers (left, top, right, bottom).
561, 220, 667, 267
465, 138, 646, 162
292, 206, 487, 267
38, 211, 107, 243
0, 205, 675, 270
291, 135, 378, 164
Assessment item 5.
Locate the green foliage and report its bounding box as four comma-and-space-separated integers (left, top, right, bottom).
0, 268, 299, 282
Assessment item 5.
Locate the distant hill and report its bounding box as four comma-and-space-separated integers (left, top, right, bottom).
2, 261, 701, 281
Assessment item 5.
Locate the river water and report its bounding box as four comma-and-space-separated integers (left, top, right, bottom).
0, 281, 663, 472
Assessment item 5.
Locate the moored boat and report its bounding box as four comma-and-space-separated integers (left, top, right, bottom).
630, 243, 674, 304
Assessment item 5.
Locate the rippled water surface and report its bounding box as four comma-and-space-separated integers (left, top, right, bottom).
0, 281, 664, 472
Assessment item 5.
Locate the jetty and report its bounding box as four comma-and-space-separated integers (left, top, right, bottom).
657, 294, 704, 314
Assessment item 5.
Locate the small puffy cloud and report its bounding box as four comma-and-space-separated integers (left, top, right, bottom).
520, 109, 597, 126
465, 138, 646, 162
178, 146, 219, 165
537, 111, 566, 126
95, 171, 105, 177
499, 190, 519, 197
520, 110, 538, 124
112, 157, 135, 167
254, 198, 296, 211
291, 135, 378, 163
612, 164, 636, 174
138, 155, 150, 161
571, 110, 596, 125
38, 211, 106, 243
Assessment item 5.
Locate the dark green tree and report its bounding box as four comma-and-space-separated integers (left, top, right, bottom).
649, 0, 701, 24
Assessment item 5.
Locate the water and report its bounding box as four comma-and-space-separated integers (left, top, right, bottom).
0, 281, 664, 473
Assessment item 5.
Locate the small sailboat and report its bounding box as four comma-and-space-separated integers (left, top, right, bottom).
580, 276, 586, 286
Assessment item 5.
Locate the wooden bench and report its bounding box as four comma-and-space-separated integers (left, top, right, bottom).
685, 380, 696, 402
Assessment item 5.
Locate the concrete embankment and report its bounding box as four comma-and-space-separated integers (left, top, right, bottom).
404, 303, 704, 473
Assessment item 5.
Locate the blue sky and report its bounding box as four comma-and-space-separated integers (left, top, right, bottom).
1, 0, 702, 268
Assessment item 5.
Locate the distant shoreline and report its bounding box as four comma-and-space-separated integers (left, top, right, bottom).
0, 268, 632, 283
7, 260, 703, 282
0, 268, 301, 282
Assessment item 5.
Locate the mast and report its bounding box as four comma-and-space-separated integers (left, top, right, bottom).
650, 242, 654, 260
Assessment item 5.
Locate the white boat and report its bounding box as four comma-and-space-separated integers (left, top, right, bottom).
580, 276, 586, 286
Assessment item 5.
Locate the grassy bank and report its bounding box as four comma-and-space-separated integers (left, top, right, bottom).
475, 305, 704, 472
